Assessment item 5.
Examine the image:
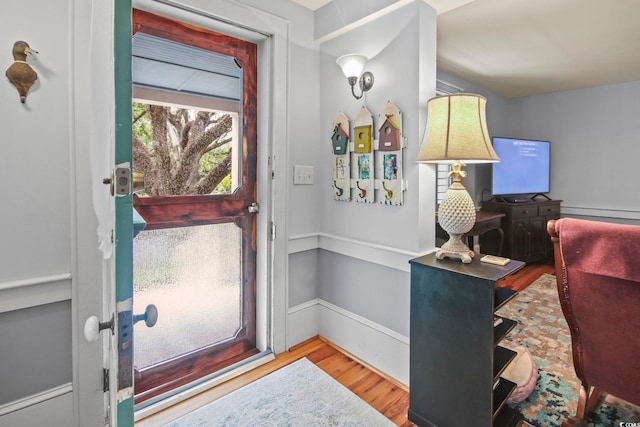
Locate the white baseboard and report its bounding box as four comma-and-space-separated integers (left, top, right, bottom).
288, 299, 409, 386
287, 299, 320, 348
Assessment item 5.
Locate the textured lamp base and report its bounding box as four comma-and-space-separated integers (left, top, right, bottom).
436, 170, 476, 264
435, 233, 475, 263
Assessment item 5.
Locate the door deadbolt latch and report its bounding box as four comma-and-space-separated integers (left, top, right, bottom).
103, 167, 145, 196
248, 202, 259, 213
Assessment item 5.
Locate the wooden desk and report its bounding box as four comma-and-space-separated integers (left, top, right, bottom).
436, 211, 505, 256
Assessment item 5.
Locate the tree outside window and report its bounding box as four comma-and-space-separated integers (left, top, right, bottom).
132, 102, 237, 196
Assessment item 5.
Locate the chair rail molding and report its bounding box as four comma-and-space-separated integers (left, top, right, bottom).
0, 384, 73, 417
288, 233, 434, 273
0, 273, 72, 313
561, 205, 640, 223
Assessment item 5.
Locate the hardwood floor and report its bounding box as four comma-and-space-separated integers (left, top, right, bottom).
498, 259, 555, 292
135, 260, 554, 427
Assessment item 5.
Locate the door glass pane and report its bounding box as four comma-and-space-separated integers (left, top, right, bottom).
132, 102, 240, 196
133, 223, 242, 369
131, 33, 242, 197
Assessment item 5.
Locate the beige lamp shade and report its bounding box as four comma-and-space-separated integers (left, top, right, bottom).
417, 94, 500, 164
418, 93, 499, 263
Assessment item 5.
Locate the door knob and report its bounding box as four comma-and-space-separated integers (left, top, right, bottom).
84, 314, 114, 342
133, 304, 158, 328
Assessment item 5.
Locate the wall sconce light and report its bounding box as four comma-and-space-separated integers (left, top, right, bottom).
336, 54, 374, 100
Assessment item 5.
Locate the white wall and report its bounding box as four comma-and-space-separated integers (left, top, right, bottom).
319, 1, 436, 253
1, 0, 435, 422
1, 1, 437, 417
1, 5, 71, 279
436, 72, 640, 225
0, 0, 304, 424
0, 0, 85, 424
291, 0, 640, 386
7, 0, 637, 423
506, 81, 640, 223
237, 0, 324, 239
288, 0, 439, 385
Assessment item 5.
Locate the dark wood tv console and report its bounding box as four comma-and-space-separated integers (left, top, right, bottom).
481, 199, 561, 262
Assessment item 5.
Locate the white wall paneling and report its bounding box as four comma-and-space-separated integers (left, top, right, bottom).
289, 233, 430, 272
0, 274, 71, 314
287, 298, 409, 385
0, 388, 73, 427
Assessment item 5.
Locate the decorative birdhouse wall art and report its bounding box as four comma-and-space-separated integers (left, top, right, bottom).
354, 124, 372, 154
353, 107, 375, 204
330, 102, 406, 207
379, 116, 401, 151
331, 112, 351, 201
331, 124, 349, 156
377, 101, 406, 206
6, 41, 38, 104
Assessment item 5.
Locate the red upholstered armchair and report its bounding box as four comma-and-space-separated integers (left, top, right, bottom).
548, 218, 640, 426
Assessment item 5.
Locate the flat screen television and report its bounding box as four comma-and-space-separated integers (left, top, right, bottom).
491, 137, 550, 201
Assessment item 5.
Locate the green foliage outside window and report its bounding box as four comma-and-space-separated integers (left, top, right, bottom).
132, 102, 234, 196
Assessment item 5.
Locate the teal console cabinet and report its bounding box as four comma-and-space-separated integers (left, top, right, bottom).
408, 253, 525, 427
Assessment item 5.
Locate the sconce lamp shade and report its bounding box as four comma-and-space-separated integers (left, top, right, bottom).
336, 54, 368, 78
417, 94, 499, 164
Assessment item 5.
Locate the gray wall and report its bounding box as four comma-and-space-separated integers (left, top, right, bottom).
318, 250, 410, 336
506, 80, 640, 223
0, 302, 72, 403
288, 250, 320, 307
437, 72, 640, 225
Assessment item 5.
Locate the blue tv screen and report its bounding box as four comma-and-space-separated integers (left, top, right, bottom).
491, 137, 550, 196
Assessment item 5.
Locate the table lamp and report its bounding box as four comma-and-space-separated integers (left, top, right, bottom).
417, 94, 500, 263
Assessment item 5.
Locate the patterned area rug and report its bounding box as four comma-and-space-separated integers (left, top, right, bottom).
165, 357, 395, 426
497, 273, 640, 426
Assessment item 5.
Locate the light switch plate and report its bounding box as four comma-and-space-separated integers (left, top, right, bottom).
293, 165, 314, 185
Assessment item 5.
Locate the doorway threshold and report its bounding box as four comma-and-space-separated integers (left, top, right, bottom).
134, 350, 274, 423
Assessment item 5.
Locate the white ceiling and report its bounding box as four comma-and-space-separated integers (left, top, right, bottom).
289, 0, 329, 10
291, 0, 640, 98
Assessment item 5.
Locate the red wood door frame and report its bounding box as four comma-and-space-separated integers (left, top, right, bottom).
131, 9, 258, 403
